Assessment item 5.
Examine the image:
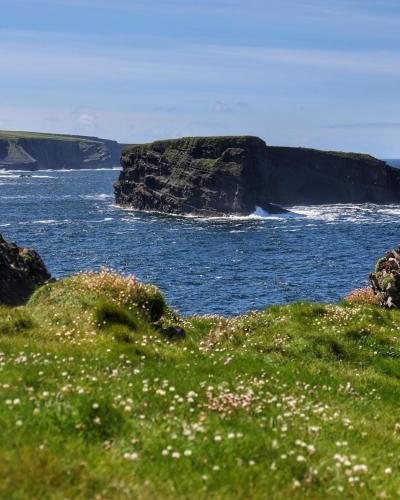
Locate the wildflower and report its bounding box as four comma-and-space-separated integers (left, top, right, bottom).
353, 464, 368, 474
123, 452, 139, 461
184, 449, 192, 457
171, 452, 180, 459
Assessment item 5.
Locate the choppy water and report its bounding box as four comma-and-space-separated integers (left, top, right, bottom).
0, 168, 399, 316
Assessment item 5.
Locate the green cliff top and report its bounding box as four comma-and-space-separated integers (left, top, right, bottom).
0, 130, 112, 144
123, 135, 266, 155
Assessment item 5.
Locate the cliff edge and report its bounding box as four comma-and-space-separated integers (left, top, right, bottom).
0, 131, 123, 170
115, 136, 400, 215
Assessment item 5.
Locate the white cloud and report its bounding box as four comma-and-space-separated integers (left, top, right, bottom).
213, 101, 232, 113
77, 114, 95, 126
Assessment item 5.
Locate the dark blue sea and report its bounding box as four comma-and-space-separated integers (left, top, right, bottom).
0, 169, 399, 316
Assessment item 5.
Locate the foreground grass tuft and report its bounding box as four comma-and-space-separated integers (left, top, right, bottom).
1, 272, 400, 498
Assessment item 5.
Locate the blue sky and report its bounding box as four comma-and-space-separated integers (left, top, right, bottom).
1, 0, 400, 156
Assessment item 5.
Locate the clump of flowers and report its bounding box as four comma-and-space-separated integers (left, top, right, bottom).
207, 387, 255, 414
77, 269, 166, 322
346, 287, 380, 306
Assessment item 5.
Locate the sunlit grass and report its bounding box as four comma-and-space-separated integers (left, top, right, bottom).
1, 272, 400, 498
0, 130, 101, 142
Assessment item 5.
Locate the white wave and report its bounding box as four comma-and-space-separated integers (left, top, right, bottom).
32, 175, 57, 179
0, 173, 21, 179
0, 195, 29, 199
35, 220, 58, 224
82, 193, 113, 200
114, 204, 300, 221
36, 167, 121, 173
27, 219, 71, 225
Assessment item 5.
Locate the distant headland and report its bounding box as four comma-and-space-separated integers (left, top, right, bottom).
0, 130, 124, 170
115, 135, 400, 216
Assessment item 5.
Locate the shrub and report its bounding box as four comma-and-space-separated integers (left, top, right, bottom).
346, 287, 380, 306
29, 269, 167, 323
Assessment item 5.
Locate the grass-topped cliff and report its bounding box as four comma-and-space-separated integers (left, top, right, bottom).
116, 135, 400, 216
0, 130, 123, 170
1, 270, 400, 498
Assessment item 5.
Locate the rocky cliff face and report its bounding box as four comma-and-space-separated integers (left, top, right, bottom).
115, 136, 400, 216
0, 132, 123, 170
0, 235, 51, 306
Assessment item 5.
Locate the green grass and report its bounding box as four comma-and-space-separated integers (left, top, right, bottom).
0, 130, 103, 143
1, 272, 400, 498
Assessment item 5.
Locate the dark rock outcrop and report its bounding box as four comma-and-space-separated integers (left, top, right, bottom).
0, 131, 123, 170
0, 235, 51, 306
370, 247, 400, 308
115, 136, 400, 216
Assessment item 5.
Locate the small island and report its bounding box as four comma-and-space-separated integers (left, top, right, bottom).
114, 135, 400, 216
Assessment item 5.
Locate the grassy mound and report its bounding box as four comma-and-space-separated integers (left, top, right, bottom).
1, 274, 400, 498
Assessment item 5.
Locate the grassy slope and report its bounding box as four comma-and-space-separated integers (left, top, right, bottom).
0, 131, 102, 143
1, 273, 400, 498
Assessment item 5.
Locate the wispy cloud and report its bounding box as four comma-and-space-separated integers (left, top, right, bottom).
9, 0, 400, 26
1, 31, 400, 88
326, 122, 400, 129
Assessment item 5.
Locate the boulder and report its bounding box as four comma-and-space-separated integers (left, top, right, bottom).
115, 136, 400, 216
0, 235, 51, 306
370, 247, 400, 308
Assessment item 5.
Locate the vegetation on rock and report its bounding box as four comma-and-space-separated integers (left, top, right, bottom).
370, 247, 400, 308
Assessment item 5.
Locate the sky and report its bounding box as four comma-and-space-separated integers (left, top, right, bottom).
1, 0, 400, 157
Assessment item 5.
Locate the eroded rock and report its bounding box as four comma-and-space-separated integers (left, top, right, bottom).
115, 136, 400, 216
0, 235, 51, 306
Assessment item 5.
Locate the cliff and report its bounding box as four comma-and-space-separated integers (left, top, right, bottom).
115, 136, 400, 215
0, 234, 51, 305
0, 131, 123, 170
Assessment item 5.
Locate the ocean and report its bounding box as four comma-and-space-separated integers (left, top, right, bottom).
0, 168, 398, 316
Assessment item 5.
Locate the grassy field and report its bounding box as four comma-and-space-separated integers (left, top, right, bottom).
1, 271, 400, 498
0, 130, 102, 143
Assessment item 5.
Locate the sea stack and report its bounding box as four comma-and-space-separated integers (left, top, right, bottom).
114, 136, 400, 216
